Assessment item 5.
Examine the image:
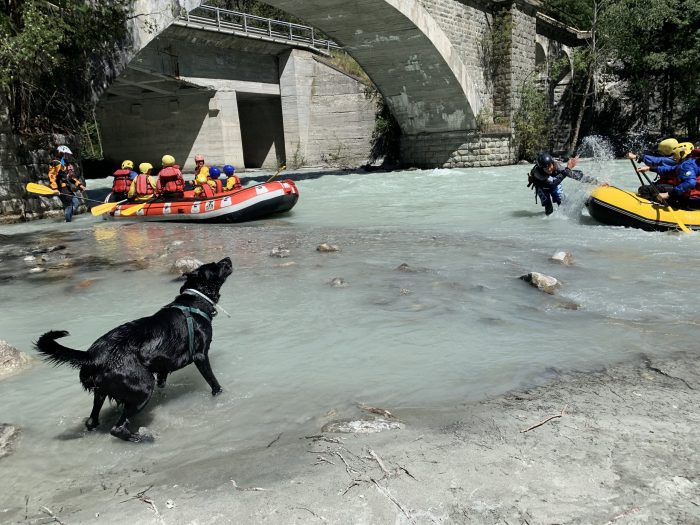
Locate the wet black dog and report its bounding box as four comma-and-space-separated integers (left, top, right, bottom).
35, 257, 233, 442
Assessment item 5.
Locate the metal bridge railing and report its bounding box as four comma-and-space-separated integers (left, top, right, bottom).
180, 5, 340, 54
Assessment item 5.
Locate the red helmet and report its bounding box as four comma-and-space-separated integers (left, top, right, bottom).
194, 154, 205, 162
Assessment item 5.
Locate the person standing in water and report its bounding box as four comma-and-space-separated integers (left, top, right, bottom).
527, 152, 602, 216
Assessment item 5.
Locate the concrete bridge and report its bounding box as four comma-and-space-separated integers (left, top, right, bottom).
118, 0, 585, 169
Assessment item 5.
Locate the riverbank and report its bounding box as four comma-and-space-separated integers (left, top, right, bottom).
10, 351, 697, 524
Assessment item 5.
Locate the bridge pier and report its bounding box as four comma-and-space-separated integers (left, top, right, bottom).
401, 130, 514, 169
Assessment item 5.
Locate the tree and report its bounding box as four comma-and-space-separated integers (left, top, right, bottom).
599, 0, 700, 136
0, 1, 130, 135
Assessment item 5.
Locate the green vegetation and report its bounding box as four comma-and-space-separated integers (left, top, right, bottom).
541, 0, 700, 139
0, 1, 130, 138
514, 80, 551, 161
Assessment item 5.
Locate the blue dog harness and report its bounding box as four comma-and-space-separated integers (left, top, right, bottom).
167, 305, 211, 360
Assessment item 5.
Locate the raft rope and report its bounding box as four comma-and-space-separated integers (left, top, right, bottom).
183, 288, 231, 318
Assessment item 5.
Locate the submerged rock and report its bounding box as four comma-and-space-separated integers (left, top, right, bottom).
171, 257, 203, 274
322, 417, 403, 433
0, 424, 21, 458
550, 251, 575, 265
0, 341, 32, 379
329, 277, 349, 288
316, 243, 340, 253
520, 272, 561, 294
269, 246, 290, 258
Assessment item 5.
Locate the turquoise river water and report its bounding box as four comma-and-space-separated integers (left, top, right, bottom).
0, 158, 698, 521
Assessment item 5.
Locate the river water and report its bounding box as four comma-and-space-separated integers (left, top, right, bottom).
1, 158, 698, 520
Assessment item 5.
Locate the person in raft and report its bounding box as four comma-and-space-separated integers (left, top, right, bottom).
111, 160, 137, 202
527, 152, 603, 216
128, 163, 158, 202
636, 142, 700, 208
193, 165, 216, 198
626, 137, 679, 169
224, 164, 241, 190
156, 154, 185, 199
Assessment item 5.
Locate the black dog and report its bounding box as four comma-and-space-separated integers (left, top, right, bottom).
35, 257, 233, 442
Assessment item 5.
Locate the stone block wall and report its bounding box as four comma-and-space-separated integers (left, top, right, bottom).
416, 0, 493, 119
401, 130, 514, 168
0, 93, 69, 222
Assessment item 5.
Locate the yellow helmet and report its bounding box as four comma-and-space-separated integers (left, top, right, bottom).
658, 138, 678, 156
121, 159, 134, 170
139, 162, 153, 174
672, 142, 694, 162
161, 154, 175, 167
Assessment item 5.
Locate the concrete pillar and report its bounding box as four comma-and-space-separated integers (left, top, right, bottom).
278, 49, 315, 167
214, 90, 245, 170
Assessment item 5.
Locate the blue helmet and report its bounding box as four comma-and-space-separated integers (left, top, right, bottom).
209, 166, 221, 179
223, 164, 235, 175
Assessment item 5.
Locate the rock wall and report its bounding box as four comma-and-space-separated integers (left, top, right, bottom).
0, 91, 69, 223
401, 130, 513, 168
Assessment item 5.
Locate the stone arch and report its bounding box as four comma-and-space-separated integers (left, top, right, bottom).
127, 0, 482, 135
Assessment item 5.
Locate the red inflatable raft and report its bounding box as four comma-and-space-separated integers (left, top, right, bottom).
109, 179, 299, 222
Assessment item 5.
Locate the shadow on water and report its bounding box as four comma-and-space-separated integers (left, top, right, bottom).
54, 380, 206, 441
511, 210, 544, 218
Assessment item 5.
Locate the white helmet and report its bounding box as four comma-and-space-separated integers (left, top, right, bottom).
57, 145, 72, 155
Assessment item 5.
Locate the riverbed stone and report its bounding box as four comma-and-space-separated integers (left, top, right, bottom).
329, 277, 349, 288
0, 340, 32, 379
316, 243, 340, 252
269, 246, 290, 258
321, 417, 403, 433
0, 423, 21, 458
520, 272, 561, 294
171, 257, 203, 274
550, 251, 574, 265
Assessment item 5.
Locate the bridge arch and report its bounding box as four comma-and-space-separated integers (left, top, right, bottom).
128, 0, 482, 136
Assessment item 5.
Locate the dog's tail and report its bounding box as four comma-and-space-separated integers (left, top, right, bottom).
34, 330, 91, 369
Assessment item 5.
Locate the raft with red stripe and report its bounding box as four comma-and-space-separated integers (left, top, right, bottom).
109, 179, 299, 222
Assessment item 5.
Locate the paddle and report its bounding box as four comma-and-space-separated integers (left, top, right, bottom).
630, 159, 692, 234
91, 199, 128, 216
26, 182, 106, 206
265, 164, 286, 183
119, 197, 153, 217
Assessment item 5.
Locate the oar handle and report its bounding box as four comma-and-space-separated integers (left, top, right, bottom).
629, 158, 646, 187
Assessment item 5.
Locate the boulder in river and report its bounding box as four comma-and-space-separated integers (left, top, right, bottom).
520, 272, 561, 294
0, 340, 32, 379
550, 251, 575, 265
171, 257, 203, 274
316, 243, 340, 253
0, 424, 21, 459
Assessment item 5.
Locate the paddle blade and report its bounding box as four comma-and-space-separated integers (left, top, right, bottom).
91, 200, 121, 216
119, 202, 147, 217
26, 182, 56, 196
266, 164, 286, 183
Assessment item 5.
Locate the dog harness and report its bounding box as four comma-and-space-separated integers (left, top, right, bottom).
168, 305, 211, 360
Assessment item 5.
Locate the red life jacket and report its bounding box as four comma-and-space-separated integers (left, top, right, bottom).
658, 173, 680, 186
157, 166, 184, 194
200, 183, 215, 198
687, 175, 700, 199
112, 169, 131, 194
214, 179, 223, 194
134, 174, 154, 197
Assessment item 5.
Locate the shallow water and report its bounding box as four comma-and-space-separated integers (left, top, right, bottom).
1, 159, 698, 518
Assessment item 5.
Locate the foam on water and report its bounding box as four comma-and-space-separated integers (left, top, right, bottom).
0, 158, 697, 516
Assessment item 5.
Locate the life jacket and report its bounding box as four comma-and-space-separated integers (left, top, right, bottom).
134, 173, 155, 197
194, 181, 215, 198
225, 175, 241, 191
112, 169, 132, 194
214, 179, 223, 194
657, 171, 680, 186
48, 161, 63, 190
157, 166, 184, 194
